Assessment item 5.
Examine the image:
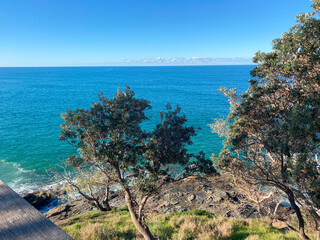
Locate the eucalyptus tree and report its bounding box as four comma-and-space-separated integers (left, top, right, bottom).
60, 86, 214, 240
211, 2, 320, 239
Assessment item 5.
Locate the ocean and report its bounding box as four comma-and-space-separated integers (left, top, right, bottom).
0, 66, 253, 193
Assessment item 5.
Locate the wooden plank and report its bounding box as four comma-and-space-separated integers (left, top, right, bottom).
0, 180, 73, 240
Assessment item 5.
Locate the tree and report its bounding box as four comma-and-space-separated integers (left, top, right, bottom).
211, 2, 320, 239
60, 86, 215, 240
49, 157, 113, 211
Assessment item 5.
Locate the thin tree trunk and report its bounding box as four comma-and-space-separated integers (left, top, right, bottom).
307, 208, 320, 240
94, 199, 109, 211
296, 192, 320, 240
257, 200, 262, 218
114, 165, 154, 240
69, 181, 110, 211
286, 189, 310, 240
102, 186, 111, 211
124, 189, 154, 240
273, 201, 281, 219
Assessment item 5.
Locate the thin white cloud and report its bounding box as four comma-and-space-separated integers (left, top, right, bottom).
120, 57, 253, 66
0, 57, 253, 67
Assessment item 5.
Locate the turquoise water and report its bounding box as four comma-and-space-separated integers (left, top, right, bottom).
0, 66, 252, 193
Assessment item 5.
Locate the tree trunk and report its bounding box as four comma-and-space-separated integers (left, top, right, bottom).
71, 183, 111, 211
124, 189, 154, 240
273, 201, 281, 219
102, 186, 112, 211
285, 189, 310, 240
103, 200, 111, 211
94, 199, 110, 211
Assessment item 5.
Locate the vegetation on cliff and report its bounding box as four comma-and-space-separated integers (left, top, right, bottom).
57, 86, 215, 239
211, 1, 320, 239
61, 208, 303, 240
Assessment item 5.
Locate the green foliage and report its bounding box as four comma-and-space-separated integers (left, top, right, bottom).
60, 86, 216, 238
143, 103, 196, 173
211, 1, 320, 238
60, 86, 214, 190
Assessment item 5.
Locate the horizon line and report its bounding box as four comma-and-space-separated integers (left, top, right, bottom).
0, 64, 256, 68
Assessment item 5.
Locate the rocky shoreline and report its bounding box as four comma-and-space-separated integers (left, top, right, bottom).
23, 175, 294, 226
23, 187, 66, 213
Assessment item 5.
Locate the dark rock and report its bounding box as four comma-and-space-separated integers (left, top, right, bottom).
23, 191, 55, 210
225, 192, 240, 203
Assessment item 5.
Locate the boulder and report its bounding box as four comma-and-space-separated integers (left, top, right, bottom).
23, 191, 55, 210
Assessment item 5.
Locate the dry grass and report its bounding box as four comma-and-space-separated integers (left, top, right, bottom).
245, 235, 260, 240
61, 208, 305, 240
171, 215, 233, 240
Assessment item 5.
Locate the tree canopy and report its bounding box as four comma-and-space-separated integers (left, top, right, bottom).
60, 86, 215, 240
212, 2, 320, 239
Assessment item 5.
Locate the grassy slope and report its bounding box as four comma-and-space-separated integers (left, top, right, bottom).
61, 208, 303, 240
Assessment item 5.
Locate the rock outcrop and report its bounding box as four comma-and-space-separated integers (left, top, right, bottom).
23, 191, 56, 210
42, 175, 293, 225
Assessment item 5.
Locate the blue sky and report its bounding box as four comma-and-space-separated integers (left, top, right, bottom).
0, 0, 312, 66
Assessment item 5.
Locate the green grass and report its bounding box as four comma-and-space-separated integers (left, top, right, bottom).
228, 219, 300, 240
61, 209, 303, 240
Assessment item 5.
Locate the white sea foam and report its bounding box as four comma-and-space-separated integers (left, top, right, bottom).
0, 159, 42, 194
8, 178, 64, 195
0, 159, 34, 174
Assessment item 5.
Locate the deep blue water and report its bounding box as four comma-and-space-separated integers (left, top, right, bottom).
0, 66, 253, 193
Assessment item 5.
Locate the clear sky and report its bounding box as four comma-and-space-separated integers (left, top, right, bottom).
0, 0, 312, 67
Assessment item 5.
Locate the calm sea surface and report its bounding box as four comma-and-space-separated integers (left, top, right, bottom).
0, 66, 253, 193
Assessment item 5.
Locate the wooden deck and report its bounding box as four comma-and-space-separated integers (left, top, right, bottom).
0, 180, 73, 240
